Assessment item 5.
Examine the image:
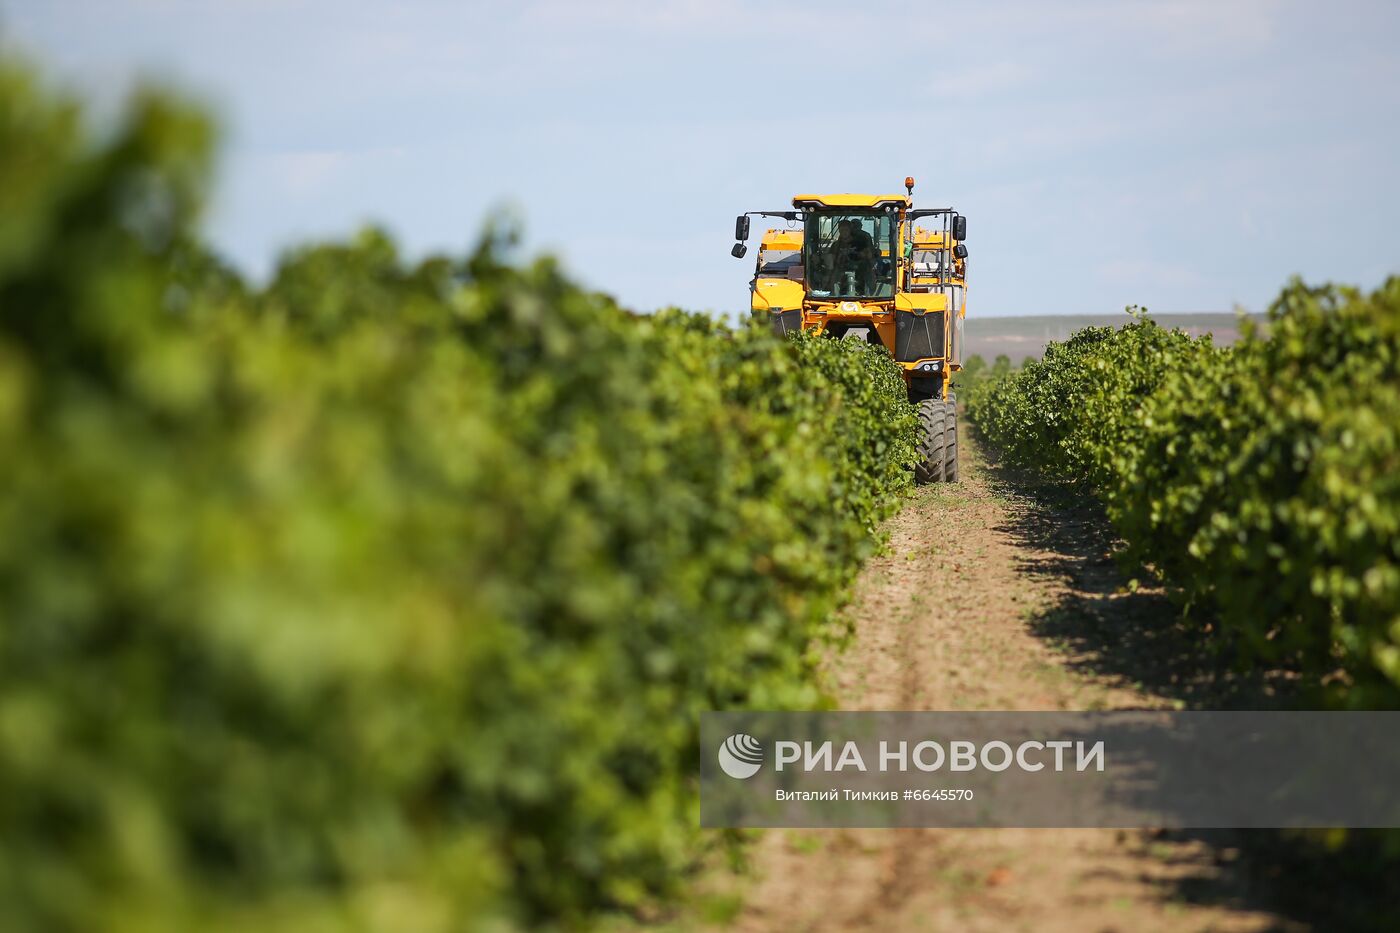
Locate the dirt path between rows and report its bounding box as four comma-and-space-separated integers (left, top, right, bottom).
710, 428, 1301, 933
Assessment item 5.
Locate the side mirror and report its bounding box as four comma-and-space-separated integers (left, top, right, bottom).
735, 215, 751, 241
952, 215, 967, 241
731, 243, 748, 259
953, 243, 968, 259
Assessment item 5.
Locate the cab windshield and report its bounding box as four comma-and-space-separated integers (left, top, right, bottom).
804, 211, 896, 298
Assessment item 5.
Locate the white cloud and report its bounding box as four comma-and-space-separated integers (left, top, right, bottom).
928, 61, 1034, 100
272, 151, 348, 194
6, 0, 1396, 316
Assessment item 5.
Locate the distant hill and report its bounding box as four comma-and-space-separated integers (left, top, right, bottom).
964, 312, 1264, 363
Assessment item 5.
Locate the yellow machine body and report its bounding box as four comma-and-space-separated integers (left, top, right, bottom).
743, 187, 968, 402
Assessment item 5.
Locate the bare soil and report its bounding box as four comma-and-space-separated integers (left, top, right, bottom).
695, 428, 1307, 933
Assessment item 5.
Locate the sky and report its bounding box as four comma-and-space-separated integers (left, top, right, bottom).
2, 0, 1397, 318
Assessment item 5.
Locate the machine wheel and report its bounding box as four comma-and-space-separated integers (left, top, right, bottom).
942, 398, 959, 482
914, 398, 950, 484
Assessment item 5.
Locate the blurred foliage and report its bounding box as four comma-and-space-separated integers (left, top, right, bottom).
0, 60, 917, 930
968, 292, 1400, 707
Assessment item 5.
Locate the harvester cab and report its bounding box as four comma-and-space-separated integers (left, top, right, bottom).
730, 177, 968, 483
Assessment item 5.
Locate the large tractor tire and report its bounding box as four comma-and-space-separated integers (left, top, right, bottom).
942, 398, 959, 482
914, 398, 954, 484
